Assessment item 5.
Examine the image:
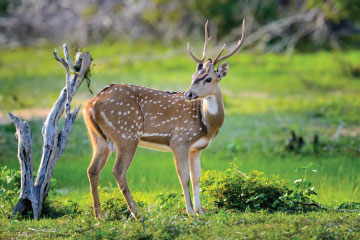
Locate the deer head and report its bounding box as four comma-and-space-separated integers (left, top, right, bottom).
184, 19, 245, 100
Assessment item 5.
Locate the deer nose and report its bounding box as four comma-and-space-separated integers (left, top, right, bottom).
184, 91, 193, 100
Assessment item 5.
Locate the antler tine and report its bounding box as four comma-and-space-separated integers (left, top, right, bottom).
187, 20, 211, 64
201, 20, 211, 62
212, 43, 226, 64
187, 42, 202, 63
213, 19, 246, 65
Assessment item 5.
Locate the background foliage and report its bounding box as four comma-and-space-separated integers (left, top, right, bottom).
0, 0, 359, 50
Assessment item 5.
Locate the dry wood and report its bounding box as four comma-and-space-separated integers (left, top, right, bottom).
224, 9, 323, 54
293, 200, 360, 213
9, 44, 92, 219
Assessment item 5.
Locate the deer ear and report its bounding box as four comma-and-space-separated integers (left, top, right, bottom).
216, 62, 229, 80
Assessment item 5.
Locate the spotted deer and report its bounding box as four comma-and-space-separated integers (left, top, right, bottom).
84, 19, 245, 219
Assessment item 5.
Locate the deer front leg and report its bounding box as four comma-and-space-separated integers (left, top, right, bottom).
112, 141, 139, 219
87, 136, 111, 220
189, 150, 203, 215
173, 147, 194, 215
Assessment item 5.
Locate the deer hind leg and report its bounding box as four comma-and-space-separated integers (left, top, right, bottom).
189, 150, 203, 215
87, 131, 111, 220
173, 147, 195, 215
112, 140, 139, 219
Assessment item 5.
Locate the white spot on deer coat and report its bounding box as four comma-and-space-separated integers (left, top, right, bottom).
100, 111, 115, 129
89, 107, 95, 118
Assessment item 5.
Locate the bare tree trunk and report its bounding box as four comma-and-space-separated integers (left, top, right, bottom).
9, 44, 92, 219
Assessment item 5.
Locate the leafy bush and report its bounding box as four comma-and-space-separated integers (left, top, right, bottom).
0, 166, 21, 215
186, 0, 279, 38
335, 201, 360, 211
307, 0, 360, 24
41, 199, 83, 218
201, 165, 319, 212
155, 192, 184, 212
99, 187, 145, 220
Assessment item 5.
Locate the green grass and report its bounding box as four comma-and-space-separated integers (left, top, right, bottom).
1, 209, 359, 239
0, 42, 360, 238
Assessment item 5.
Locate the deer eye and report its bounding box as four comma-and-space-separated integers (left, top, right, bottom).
205, 78, 212, 83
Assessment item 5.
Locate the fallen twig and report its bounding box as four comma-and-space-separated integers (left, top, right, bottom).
237, 170, 249, 178
28, 228, 58, 232
293, 200, 360, 212
333, 121, 344, 142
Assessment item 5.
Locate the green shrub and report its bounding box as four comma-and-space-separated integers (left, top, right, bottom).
41, 199, 83, 218
335, 201, 360, 210
0, 166, 21, 215
155, 192, 184, 212
98, 187, 145, 220
186, 0, 279, 38
201, 165, 318, 212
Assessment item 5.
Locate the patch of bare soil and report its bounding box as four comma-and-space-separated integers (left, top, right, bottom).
342, 126, 360, 137
0, 108, 51, 125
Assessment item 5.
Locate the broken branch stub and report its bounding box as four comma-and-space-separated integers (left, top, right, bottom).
9, 44, 92, 219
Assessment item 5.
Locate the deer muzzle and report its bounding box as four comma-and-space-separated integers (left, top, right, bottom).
184, 90, 198, 100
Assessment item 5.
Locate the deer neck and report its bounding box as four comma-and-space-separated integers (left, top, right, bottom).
201, 91, 224, 138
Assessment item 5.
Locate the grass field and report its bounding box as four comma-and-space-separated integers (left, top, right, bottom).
0, 43, 359, 238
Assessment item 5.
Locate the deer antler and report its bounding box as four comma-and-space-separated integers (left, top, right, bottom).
187, 20, 211, 64
213, 19, 246, 65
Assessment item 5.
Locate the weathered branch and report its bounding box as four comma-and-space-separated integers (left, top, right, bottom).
10, 44, 92, 219
54, 48, 71, 115
293, 200, 360, 213
237, 170, 249, 178
8, 113, 39, 219
224, 9, 321, 54
63, 43, 76, 73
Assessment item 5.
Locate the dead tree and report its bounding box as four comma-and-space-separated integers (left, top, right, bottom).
9, 44, 92, 219
226, 8, 333, 54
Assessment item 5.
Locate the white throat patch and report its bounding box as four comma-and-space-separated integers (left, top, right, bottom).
203, 95, 218, 115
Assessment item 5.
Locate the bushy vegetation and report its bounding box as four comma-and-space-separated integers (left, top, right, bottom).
1, 165, 358, 217
98, 188, 146, 221
0, 167, 20, 216
201, 167, 318, 212
1, 165, 359, 239
2, 0, 360, 50
307, 0, 360, 24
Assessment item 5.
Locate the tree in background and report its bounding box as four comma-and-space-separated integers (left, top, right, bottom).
0, 0, 359, 52
307, 0, 360, 24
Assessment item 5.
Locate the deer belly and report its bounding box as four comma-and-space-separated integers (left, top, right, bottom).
190, 137, 211, 150
139, 140, 172, 152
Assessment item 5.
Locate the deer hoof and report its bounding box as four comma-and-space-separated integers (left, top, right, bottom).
95, 212, 104, 220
